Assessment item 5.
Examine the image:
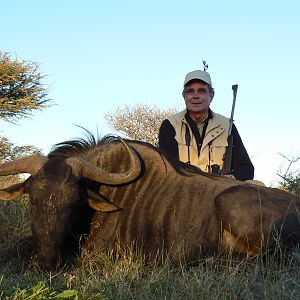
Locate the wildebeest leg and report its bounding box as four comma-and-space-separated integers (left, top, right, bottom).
215, 186, 300, 257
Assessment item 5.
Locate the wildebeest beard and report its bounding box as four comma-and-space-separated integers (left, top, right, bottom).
28, 157, 95, 270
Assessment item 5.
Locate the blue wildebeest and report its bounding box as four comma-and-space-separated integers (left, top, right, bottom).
0, 134, 300, 270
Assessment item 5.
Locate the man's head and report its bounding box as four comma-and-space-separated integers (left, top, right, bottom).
182, 70, 215, 120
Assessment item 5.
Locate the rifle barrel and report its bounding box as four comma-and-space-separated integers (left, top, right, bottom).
222, 84, 238, 175
228, 84, 238, 136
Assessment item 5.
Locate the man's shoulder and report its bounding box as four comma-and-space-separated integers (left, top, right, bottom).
211, 110, 229, 122
209, 110, 230, 132
167, 109, 186, 123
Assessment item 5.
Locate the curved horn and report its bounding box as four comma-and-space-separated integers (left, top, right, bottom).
67, 139, 141, 185
0, 154, 47, 176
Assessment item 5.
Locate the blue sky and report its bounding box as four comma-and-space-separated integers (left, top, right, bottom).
0, 0, 299, 185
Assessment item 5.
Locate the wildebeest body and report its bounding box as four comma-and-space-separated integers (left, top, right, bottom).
76, 141, 300, 262
0, 135, 300, 269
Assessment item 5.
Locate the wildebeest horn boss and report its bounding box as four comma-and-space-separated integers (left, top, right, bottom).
0, 133, 300, 270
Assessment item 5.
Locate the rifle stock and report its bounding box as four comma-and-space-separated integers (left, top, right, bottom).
222, 134, 233, 175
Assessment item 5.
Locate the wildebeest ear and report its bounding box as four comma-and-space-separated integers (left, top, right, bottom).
87, 189, 121, 212
0, 181, 28, 201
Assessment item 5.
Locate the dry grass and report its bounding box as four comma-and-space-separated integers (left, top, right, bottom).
1, 200, 300, 299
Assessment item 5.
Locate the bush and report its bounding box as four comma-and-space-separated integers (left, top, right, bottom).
277, 154, 300, 195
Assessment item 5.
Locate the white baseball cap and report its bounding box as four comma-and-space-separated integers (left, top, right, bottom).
183, 70, 212, 87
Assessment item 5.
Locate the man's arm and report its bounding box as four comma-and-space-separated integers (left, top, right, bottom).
158, 119, 179, 159
231, 124, 254, 180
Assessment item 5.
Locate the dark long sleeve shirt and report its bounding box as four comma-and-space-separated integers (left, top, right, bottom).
158, 118, 254, 181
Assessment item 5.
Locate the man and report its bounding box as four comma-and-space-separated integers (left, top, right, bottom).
158, 69, 254, 181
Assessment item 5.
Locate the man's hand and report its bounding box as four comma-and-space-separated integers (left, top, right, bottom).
224, 174, 235, 179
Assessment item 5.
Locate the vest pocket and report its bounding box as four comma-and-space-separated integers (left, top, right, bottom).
178, 143, 190, 164
209, 145, 227, 167
177, 143, 199, 164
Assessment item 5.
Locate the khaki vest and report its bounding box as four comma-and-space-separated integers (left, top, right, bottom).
167, 110, 230, 172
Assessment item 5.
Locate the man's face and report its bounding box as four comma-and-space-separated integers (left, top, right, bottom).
182, 81, 211, 115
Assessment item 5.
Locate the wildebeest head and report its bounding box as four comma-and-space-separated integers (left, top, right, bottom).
0, 139, 141, 270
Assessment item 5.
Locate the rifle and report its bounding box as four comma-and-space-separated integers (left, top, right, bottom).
222, 84, 238, 175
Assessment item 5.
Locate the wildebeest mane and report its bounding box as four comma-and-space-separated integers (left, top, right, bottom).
48, 130, 120, 159
48, 130, 208, 177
